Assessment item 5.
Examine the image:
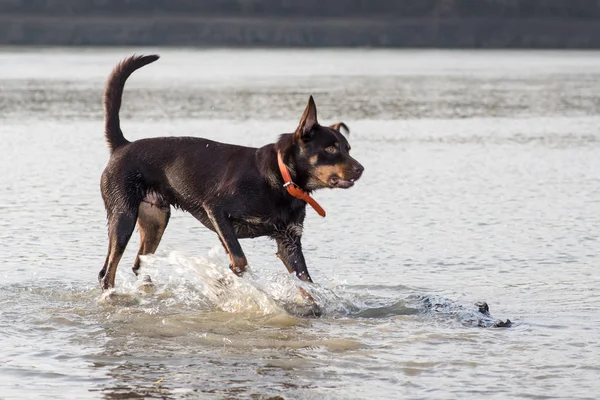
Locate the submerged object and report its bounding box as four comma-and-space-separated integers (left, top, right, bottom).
420, 295, 513, 328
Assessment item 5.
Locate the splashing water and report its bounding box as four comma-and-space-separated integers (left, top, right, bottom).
97, 247, 332, 317
96, 247, 511, 328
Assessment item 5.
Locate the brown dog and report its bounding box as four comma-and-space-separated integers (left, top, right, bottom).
98, 55, 364, 292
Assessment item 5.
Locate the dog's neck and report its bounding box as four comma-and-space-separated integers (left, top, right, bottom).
258, 134, 312, 192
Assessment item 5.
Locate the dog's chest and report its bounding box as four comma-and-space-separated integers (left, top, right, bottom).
231, 217, 272, 239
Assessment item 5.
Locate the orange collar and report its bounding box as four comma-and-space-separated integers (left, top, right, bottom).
277, 151, 326, 217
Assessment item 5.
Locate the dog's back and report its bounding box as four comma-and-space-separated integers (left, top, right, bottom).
101, 56, 262, 211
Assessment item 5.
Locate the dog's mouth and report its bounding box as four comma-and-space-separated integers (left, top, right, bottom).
329, 176, 356, 189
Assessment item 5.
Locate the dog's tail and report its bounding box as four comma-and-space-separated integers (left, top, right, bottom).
104, 54, 159, 153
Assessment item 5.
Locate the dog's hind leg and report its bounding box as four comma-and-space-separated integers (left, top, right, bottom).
98, 210, 138, 290
132, 198, 170, 276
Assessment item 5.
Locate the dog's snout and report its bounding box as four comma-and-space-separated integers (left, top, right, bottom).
353, 163, 364, 176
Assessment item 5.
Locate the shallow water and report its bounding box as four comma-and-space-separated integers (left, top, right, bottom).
1, 48, 599, 399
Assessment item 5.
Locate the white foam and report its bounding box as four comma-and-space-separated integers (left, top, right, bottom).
99, 247, 368, 317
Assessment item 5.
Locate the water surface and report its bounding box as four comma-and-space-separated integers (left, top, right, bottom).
1, 49, 599, 399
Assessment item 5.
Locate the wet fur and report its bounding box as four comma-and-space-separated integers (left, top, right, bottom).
98, 55, 364, 290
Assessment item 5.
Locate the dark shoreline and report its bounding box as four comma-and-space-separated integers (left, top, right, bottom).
2, 0, 600, 48
2, 16, 599, 48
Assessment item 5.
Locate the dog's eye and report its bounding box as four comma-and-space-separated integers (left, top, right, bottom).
325, 146, 337, 154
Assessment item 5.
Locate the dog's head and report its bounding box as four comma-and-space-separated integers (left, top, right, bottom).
292, 96, 364, 191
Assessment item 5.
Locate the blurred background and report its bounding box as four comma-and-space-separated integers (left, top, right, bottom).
2, 1, 600, 400
1, 0, 599, 48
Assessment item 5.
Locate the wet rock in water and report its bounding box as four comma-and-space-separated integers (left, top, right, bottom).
418, 295, 512, 328
476, 301, 490, 314
493, 319, 512, 328
475, 301, 512, 328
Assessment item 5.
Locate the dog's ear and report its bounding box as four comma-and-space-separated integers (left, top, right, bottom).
293, 96, 318, 142
329, 122, 350, 136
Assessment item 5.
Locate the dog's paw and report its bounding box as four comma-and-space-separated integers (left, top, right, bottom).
97, 289, 140, 306
282, 287, 323, 318
136, 274, 155, 294
99, 288, 118, 302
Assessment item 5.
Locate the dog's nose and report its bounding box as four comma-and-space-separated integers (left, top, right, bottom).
353, 163, 364, 177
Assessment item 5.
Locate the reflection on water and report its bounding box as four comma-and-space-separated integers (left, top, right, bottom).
1, 48, 600, 399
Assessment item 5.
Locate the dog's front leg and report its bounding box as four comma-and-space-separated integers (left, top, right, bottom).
204, 208, 248, 276
274, 227, 312, 283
